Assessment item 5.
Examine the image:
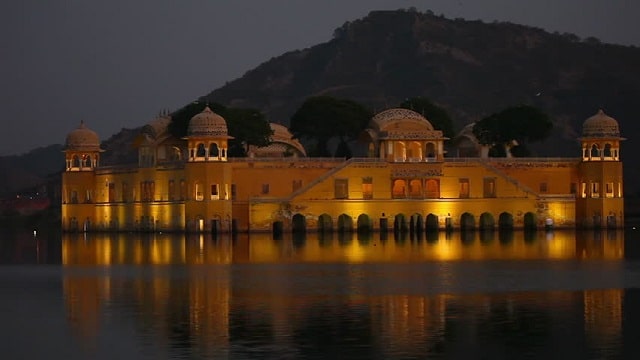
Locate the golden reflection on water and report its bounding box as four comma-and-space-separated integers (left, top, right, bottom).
61, 229, 624, 265
60, 230, 626, 357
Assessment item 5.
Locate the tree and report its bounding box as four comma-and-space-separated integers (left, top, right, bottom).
472, 105, 552, 157
290, 96, 372, 157
168, 100, 272, 157
399, 97, 455, 138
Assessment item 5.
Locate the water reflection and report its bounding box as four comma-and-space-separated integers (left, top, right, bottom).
60, 229, 625, 265
2, 229, 639, 359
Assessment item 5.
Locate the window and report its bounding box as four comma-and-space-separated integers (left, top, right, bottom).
180, 179, 186, 200
195, 182, 203, 201
570, 183, 577, 195
591, 182, 600, 198
459, 178, 469, 198
409, 179, 423, 198
262, 183, 270, 195
483, 177, 496, 198
334, 178, 348, 199
140, 181, 155, 202
231, 184, 237, 200
606, 182, 614, 198
425, 179, 440, 198
211, 184, 219, 200
539, 182, 548, 193
70, 190, 78, 204
168, 180, 175, 201
108, 183, 115, 203
581, 182, 587, 198
362, 177, 373, 199
122, 182, 130, 202
392, 179, 406, 198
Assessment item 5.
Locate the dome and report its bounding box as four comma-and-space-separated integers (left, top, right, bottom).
64, 121, 101, 151
187, 106, 229, 137
582, 109, 621, 138
249, 123, 306, 157
370, 108, 434, 131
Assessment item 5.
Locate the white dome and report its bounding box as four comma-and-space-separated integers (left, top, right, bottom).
187, 106, 228, 137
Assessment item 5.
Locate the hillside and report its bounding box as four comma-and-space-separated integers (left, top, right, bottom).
204, 9, 640, 191
4, 9, 640, 196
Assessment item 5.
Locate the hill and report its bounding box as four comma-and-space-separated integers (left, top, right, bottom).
203, 9, 640, 192
4, 9, 640, 196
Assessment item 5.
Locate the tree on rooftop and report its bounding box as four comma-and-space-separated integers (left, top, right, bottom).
290, 96, 372, 157
472, 104, 552, 157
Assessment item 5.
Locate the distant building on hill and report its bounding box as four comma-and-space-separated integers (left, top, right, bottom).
61, 107, 624, 233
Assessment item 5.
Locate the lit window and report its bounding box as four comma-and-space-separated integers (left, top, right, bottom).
362, 177, 373, 199
459, 178, 469, 198
606, 182, 614, 198
591, 182, 600, 198
334, 179, 348, 199
211, 184, 219, 200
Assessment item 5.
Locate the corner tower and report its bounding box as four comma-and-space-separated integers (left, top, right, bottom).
61, 121, 103, 231
576, 110, 625, 228
183, 106, 234, 232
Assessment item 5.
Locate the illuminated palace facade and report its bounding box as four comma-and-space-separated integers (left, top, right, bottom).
61, 107, 624, 233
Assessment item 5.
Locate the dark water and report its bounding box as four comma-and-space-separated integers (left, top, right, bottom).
1, 227, 640, 359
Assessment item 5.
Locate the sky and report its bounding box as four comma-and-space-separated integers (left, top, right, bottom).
1, 0, 639, 156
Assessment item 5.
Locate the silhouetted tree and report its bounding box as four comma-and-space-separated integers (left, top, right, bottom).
399, 97, 456, 138
473, 105, 552, 157
290, 96, 372, 157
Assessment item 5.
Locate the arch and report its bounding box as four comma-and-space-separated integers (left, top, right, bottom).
72, 155, 80, 168
590, 144, 599, 159
409, 179, 423, 198
498, 212, 514, 230
460, 212, 475, 231
425, 142, 437, 159
425, 179, 440, 198
209, 143, 219, 158
425, 214, 439, 231
83, 155, 92, 168
318, 214, 333, 232
356, 214, 373, 232
394, 214, 408, 233
292, 214, 306, 233
196, 143, 206, 157
337, 214, 353, 232
410, 213, 423, 233
407, 141, 422, 161
392, 179, 407, 198
272, 221, 284, 238
603, 143, 613, 158
393, 141, 407, 162
479, 212, 494, 230
523, 212, 537, 230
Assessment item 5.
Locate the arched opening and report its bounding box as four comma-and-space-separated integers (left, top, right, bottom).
196, 143, 206, 157
603, 143, 613, 158
498, 212, 514, 230
590, 144, 599, 159
407, 141, 422, 161
368, 142, 375, 158
292, 214, 306, 233
83, 155, 92, 168
425, 142, 437, 160
409, 179, 423, 198
460, 212, 475, 231
479, 212, 495, 230
523, 212, 537, 230
425, 179, 439, 198
425, 214, 439, 231
392, 179, 407, 198
72, 155, 80, 168
209, 143, 219, 158
394, 214, 408, 233
356, 214, 372, 232
337, 214, 353, 232
393, 141, 406, 162
410, 213, 423, 233
318, 214, 333, 232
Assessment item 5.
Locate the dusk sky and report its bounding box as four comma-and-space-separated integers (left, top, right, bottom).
1, 0, 639, 156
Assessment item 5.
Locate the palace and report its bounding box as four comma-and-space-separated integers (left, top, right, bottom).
61, 107, 624, 233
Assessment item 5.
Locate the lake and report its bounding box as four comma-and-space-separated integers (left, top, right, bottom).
1, 227, 640, 359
